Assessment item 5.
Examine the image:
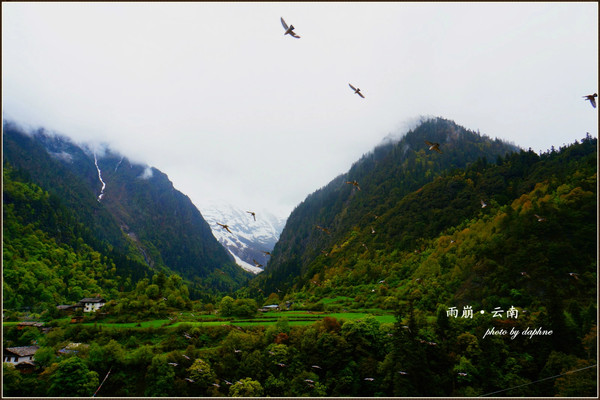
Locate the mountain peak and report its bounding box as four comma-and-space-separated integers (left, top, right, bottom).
255, 117, 520, 293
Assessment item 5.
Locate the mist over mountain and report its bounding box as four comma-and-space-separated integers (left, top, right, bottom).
3, 121, 250, 300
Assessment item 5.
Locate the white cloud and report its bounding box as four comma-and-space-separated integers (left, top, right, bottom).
3, 2, 598, 217
138, 167, 154, 180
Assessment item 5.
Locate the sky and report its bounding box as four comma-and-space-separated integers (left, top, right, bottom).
2, 2, 598, 219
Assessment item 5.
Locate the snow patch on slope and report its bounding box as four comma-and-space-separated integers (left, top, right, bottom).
230, 251, 263, 274
199, 200, 287, 271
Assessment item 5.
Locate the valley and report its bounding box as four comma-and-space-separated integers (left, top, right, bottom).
3, 118, 597, 397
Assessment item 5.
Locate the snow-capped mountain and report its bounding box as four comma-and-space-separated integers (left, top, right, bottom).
199, 201, 287, 274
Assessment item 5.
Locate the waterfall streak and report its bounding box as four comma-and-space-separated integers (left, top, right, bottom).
94, 153, 106, 201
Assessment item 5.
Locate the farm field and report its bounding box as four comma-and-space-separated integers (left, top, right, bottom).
70, 309, 395, 329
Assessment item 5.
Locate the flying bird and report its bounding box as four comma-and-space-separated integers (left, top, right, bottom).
520, 272, 530, 278
246, 211, 256, 221
185, 378, 195, 383
168, 362, 178, 366
364, 377, 375, 381
425, 140, 442, 154
568, 272, 579, 280
534, 214, 546, 222
281, 17, 300, 38
217, 222, 232, 233
346, 180, 361, 190
348, 83, 365, 98
311, 365, 322, 369
398, 371, 408, 375
480, 199, 487, 208
262, 251, 272, 256
253, 259, 263, 268
583, 93, 597, 108
458, 372, 468, 376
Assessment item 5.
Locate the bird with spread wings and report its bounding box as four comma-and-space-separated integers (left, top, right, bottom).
281, 17, 300, 38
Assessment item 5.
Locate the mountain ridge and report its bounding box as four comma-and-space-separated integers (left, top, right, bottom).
252, 117, 523, 293
3, 121, 251, 297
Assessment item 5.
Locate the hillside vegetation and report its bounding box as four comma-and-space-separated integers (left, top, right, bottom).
3, 122, 251, 311
255, 118, 519, 293
3, 118, 596, 396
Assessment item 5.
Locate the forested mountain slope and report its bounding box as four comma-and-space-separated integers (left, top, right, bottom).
287, 134, 597, 311
255, 118, 519, 293
3, 122, 250, 308
3, 164, 148, 310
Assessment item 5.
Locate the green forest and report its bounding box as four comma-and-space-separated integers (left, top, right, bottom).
2, 119, 597, 397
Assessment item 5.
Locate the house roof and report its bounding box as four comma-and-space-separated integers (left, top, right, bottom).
5, 346, 39, 357
79, 298, 106, 303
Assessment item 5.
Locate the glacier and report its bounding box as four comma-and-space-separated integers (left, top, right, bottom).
199, 201, 287, 274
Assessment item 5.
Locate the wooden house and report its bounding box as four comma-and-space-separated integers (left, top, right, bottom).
78, 297, 106, 313
17, 321, 44, 330
3, 346, 39, 365
259, 304, 280, 312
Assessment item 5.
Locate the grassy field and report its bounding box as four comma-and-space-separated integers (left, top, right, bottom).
318, 296, 355, 305
4, 310, 396, 330
81, 319, 171, 328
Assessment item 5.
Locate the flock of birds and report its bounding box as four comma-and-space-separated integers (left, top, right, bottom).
280, 17, 369, 99
174, 329, 340, 388
211, 17, 595, 300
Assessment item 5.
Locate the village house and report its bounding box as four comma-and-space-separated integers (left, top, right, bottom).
16, 321, 44, 330
259, 304, 280, 312
3, 346, 39, 365
79, 297, 106, 313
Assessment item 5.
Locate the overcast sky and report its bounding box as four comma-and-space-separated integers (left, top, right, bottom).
3, 2, 598, 218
